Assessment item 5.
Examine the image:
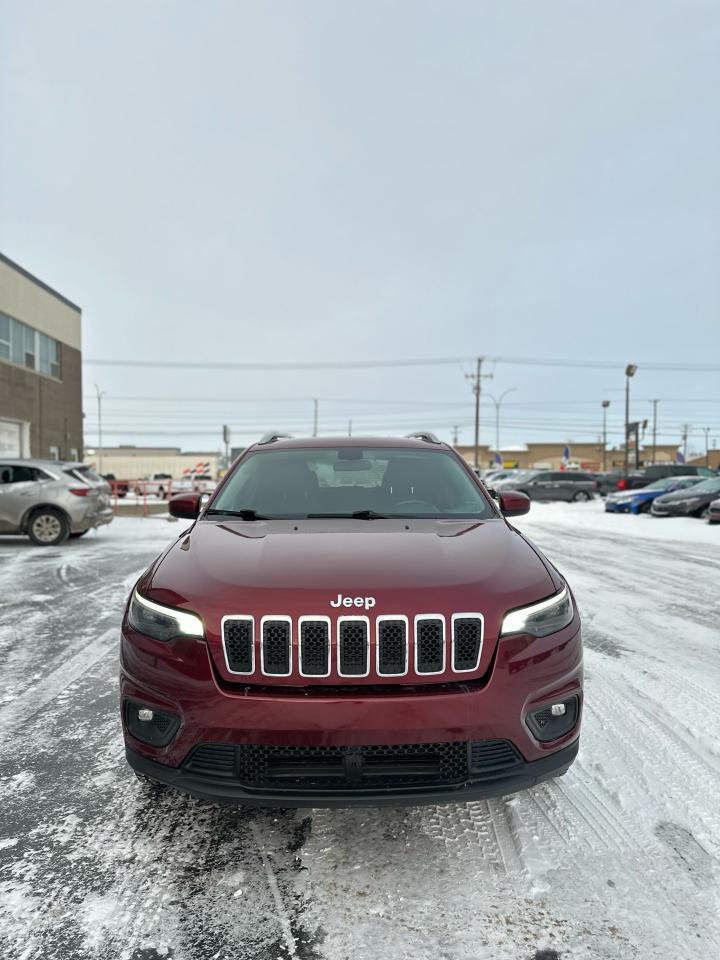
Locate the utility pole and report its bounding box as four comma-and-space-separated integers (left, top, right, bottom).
682, 423, 689, 462
348, 419, 352, 437
465, 357, 493, 469
452, 425, 459, 446
703, 427, 711, 467
222, 425, 231, 466
601, 400, 610, 471
624, 364, 638, 475
312, 398, 318, 437
94, 384, 106, 475
651, 399, 659, 465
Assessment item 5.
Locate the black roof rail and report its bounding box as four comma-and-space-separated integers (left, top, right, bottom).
258, 432, 293, 445
405, 431, 442, 444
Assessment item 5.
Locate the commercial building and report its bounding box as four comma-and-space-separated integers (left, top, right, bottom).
0, 253, 82, 459
456, 442, 718, 471
84, 445, 222, 480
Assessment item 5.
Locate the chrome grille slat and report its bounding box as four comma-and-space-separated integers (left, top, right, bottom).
414, 615, 445, 674
451, 614, 484, 673
261, 617, 292, 676
377, 616, 408, 676
338, 617, 370, 677
221, 616, 254, 675
299, 617, 331, 677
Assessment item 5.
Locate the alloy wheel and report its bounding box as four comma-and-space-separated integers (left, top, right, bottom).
32, 514, 62, 543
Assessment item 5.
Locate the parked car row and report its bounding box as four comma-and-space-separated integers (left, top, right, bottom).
102, 472, 219, 499
479, 464, 720, 522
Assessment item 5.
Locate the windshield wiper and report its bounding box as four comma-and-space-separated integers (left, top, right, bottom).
205, 508, 270, 520
305, 510, 390, 520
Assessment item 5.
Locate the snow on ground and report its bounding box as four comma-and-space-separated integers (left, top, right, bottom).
0, 506, 719, 960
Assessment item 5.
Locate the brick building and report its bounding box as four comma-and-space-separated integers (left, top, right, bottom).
0, 253, 82, 459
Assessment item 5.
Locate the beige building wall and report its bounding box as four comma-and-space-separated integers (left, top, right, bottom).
0, 255, 81, 350
84, 446, 221, 478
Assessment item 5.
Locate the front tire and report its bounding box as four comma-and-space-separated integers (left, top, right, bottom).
27, 508, 70, 546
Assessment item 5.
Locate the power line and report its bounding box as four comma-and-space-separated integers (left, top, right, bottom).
82, 354, 720, 372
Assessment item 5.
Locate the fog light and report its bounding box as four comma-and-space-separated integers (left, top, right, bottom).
551, 703, 566, 717
526, 696, 579, 742
125, 700, 180, 747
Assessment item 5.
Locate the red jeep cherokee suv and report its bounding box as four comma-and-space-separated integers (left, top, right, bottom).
121, 434, 582, 806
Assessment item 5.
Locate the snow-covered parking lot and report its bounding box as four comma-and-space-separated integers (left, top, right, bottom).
1, 503, 719, 960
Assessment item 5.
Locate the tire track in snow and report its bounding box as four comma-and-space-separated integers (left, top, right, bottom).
0, 626, 117, 737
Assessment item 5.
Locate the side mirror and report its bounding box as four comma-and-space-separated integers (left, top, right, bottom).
168, 492, 202, 519
499, 490, 530, 517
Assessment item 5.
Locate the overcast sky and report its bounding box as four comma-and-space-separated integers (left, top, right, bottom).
1, 0, 719, 455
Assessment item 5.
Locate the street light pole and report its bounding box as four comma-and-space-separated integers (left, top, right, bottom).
624, 364, 638, 475
486, 388, 517, 456
601, 400, 610, 471
94, 383, 106, 475
651, 399, 660, 465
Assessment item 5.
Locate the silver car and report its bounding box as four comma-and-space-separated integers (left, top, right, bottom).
0, 459, 113, 546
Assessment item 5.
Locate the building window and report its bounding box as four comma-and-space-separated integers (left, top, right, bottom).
48, 445, 60, 460
0, 314, 9, 360
0, 312, 61, 378
23, 324, 36, 369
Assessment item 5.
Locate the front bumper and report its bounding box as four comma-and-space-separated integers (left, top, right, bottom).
126, 739, 579, 807
651, 503, 700, 517
120, 616, 583, 804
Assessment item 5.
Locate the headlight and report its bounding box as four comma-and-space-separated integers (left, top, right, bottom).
500, 585, 574, 638
127, 590, 204, 641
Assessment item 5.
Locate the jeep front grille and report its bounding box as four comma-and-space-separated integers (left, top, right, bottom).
221, 612, 484, 682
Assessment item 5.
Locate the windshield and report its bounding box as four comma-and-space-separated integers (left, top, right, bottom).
679, 477, 720, 495
645, 476, 699, 491
209, 447, 495, 519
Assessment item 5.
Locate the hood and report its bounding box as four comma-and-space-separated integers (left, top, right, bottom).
140, 517, 560, 686
655, 488, 711, 504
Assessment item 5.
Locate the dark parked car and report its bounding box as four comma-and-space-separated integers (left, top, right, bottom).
506, 470, 598, 502
616, 464, 716, 493
604, 476, 703, 514
593, 470, 626, 496
651, 476, 720, 518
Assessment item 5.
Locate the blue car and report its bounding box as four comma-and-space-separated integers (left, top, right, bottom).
605, 475, 703, 514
